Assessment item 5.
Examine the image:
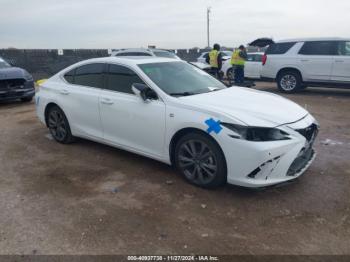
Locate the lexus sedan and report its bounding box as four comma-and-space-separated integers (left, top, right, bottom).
0, 57, 35, 102
35, 57, 318, 188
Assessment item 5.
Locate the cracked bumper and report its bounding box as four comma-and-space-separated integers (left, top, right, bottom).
219, 115, 318, 188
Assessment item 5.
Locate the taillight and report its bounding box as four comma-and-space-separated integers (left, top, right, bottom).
262, 54, 267, 65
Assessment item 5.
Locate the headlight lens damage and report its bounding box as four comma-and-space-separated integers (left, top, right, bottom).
221, 123, 291, 142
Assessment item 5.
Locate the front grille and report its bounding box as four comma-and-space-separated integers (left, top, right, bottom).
0, 79, 26, 91
296, 124, 318, 142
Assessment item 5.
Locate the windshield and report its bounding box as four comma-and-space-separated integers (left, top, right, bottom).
139, 61, 226, 96
153, 51, 178, 59
0, 58, 11, 69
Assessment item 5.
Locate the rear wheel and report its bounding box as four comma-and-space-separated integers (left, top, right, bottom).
175, 132, 227, 189
47, 106, 75, 144
277, 71, 302, 93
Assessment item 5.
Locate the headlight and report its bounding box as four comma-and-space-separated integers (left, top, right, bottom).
221, 123, 291, 142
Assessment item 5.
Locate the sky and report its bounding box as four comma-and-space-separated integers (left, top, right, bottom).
0, 0, 349, 49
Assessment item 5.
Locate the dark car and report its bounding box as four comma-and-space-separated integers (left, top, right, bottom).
0, 57, 35, 102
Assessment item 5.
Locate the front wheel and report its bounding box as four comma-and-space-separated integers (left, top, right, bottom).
175, 133, 227, 189
47, 106, 75, 144
277, 71, 302, 93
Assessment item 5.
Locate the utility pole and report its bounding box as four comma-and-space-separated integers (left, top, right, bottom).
207, 7, 211, 48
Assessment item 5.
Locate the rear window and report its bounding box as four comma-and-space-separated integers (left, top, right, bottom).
74, 63, 105, 88
299, 41, 338, 56
247, 54, 263, 62
265, 42, 296, 55
64, 69, 75, 84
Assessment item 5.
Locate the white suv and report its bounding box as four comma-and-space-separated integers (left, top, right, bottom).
260, 38, 350, 93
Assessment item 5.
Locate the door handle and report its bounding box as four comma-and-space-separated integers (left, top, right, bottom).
335, 60, 344, 63
100, 98, 114, 105
301, 59, 309, 62
59, 89, 69, 95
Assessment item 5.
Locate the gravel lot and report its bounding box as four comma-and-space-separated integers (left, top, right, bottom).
0, 82, 349, 255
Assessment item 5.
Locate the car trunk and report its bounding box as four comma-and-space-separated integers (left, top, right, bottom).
249, 38, 275, 48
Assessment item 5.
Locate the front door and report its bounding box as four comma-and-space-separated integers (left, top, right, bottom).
99, 64, 166, 158
332, 41, 350, 82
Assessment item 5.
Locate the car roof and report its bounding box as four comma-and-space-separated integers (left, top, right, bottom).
73, 56, 179, 67
114, 48, 173, 53
277, 37, 350, 43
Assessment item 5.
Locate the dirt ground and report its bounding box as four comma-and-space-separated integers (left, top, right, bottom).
0, 82, 349, 255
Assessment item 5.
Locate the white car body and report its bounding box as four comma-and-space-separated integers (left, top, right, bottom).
35, 57, 318, 188
197, 51, 232, 64
111, 48, 181, 60
222, 52, 263, 79
261, 37, 350, 91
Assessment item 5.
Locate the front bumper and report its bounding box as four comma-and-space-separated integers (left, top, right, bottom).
0, 79, 35, 101
219, 114, 318, 188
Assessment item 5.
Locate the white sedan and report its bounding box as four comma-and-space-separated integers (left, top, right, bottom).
222, 52, 264, 80
197, 51, 233, 64
36, 57, 318, 188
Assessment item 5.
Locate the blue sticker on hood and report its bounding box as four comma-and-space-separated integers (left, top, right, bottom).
205, 118, 222, 134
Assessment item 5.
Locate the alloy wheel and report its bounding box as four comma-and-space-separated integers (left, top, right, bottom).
280, 74, 297, 91
178, 139, 218, 185
48, 110, 67, 142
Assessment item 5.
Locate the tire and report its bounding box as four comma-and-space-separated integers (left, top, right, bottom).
174, 132, 227, 189
21, 96, 33, 102
277, 70, 302, 93
227, 68, 234, 81
47, 106, 75, 144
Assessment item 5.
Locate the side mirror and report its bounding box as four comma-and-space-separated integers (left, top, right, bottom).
132, 83, 158, 102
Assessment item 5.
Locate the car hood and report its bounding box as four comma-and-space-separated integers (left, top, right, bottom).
0, 67, 28, 80
179, 87, 308, 127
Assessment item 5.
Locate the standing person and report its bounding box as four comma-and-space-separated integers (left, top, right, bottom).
205, 44, 223, 80
231, 45, 247, 85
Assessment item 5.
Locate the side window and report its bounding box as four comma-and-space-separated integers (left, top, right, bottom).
64, 69, 75, 84
74, 63, 105, 88
265, 42, 296, 55
255, 55, 263, 62
247, 54, 254, 61
299, 41, 337, 55
107, 64, 145, 94
337, 41, 350, 56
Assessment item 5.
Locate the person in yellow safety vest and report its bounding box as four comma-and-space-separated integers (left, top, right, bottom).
205, 43, 223, 80
231, 45, 247, 84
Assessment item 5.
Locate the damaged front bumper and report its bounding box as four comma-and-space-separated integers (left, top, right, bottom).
0, 79, 35, 101
220, 114, 319, 188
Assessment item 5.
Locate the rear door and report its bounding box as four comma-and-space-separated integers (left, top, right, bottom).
297, 41, 336, 81
331, 41, 350, 82
60, 63, 104, 139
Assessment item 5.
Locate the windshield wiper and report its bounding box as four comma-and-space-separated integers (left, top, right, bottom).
169, 92, 197, 97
